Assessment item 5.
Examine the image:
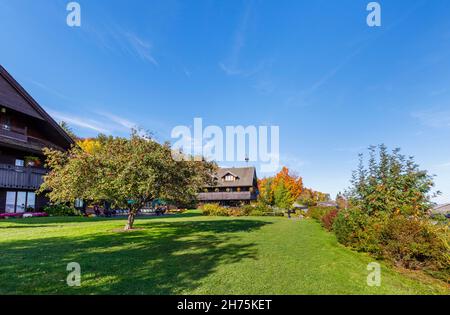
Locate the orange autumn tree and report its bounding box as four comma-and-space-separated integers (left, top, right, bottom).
258, 167, 304, 209
258, 177, 275, 205
272, 167, 304, 200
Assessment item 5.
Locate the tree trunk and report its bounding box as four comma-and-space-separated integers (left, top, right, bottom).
124, 211, 136, 230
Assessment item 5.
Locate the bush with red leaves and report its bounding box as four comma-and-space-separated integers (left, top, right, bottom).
321, 209, 339, 231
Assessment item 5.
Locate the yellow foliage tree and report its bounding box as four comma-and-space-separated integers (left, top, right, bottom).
77, 138, 102, 154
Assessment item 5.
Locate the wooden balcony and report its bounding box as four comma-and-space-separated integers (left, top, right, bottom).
0, 125, 27, 142
197, 191, 257, 201
0, 126, 64, 153
0, 164, 47, 190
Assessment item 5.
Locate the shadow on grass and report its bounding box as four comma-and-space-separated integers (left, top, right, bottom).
0, 225, 56, 229
0, 218, 270, 294
0, 211, 204, 226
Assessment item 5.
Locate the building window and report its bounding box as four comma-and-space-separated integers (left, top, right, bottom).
27, 192, 36, 211
15, 159, 25, 167
74, 198, 84, 208
16, 192, 26, 212
5, 192, 16, 213
224, 175, 235, 182
0, 112, 10, 130
4, 191, 36, 213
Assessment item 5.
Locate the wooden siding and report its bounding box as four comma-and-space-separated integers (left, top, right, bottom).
0, 66, 74, 149
0, 73, 44, 120
0, 126, 27, 142
197, 191, 257, 201
0, 164, 46, 190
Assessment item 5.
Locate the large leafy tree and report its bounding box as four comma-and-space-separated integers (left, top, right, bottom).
273, 181, 295, 210
258, 167, 306, 209
257, 177, 274, 205
272, 167, 304, 201
346, 144, 439, 217
39, 132, 216, 230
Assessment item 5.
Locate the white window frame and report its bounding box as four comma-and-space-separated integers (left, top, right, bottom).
4, 191, 36, 213
224, 175, 235, 182
15, 159, 25, 167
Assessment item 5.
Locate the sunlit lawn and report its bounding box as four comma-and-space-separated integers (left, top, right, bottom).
0, 211, 448, 295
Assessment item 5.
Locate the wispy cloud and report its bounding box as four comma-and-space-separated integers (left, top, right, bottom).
434, 162, 450, 169
81, 21, 158, 66
286, 2, 425, 108
28, 80, 72, 102
412, 109, 450, 128
46, 108, 144, 136
97, 111, 138, 130
309, 48, 363, 94
219, 1, 253, 76
47, 110, 110, 133
122, 32, 158, 66
286, 45, 364, 108
252, 77, 275, 94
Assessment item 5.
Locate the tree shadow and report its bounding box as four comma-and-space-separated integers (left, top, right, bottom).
0, 218, 270, 294
0, 211, 204, 226
0, 225, 55, 229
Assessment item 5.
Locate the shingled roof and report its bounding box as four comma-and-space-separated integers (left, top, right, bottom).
0, 66, 74, 148
433, 203, 450, 214
210, 167, 257, 188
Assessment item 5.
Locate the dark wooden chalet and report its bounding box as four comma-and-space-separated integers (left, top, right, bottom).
0, 66, 74, 213
198, 167, 258, 205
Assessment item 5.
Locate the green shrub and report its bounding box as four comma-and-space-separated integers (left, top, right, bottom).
249, 209, 266, 216
251, 202, 273, 216
332, 208, 384, 255
431, 213, 449, 226
202, 202, 273, 217
240, 204, 255, 216
333, 208, 450, 279
201, 204, 229, 216
236, 202, 273, 217
44, 204, 80, 217
380, 216, 450, 275
308, 206, 336, 221
227, 207, 246, 217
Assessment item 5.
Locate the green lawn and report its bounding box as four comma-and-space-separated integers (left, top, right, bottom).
0, 211, 448, 295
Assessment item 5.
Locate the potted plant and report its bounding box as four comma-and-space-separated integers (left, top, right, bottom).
24, 156, 41, 167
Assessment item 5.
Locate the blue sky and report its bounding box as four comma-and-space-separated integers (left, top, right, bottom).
1, 0, 450, 203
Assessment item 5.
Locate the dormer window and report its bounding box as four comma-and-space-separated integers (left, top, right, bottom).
224, 175, 235, 182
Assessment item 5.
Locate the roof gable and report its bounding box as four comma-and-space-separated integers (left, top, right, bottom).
0, 66, 74, 147
433, 204, 450, 213
211, 167, 257, 187
0, 70, 44, 119
222, 172, 240, 179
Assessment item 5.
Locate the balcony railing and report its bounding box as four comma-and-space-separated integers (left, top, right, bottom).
197, 191, 257, 201
0, 164, 47, 190
0, 125, 27, 142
